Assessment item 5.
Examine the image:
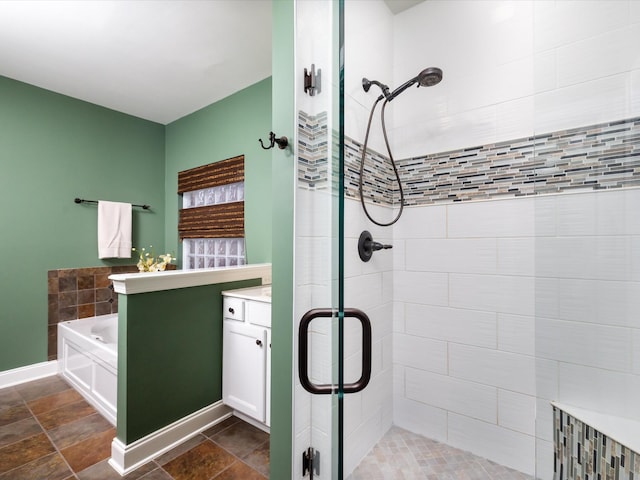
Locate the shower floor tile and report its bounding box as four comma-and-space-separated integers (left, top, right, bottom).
348, 426, 534, 480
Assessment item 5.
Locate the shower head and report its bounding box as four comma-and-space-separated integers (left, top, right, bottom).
362, 77, 391, 100
417, 67, 443, 87
386, 66, 443, 102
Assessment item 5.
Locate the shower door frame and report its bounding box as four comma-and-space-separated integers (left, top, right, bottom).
293, 1, 368, 479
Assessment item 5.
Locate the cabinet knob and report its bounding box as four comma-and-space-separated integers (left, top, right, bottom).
228, 307, 235, 314
256, 339, 263, 347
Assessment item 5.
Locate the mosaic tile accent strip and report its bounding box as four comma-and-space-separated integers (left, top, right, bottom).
554, 407, 640, 480
300, 113, 640, 205
395, 117, 640, 205
345, 136, 395, 205
298, 110, 329, 189
47, 265, 137, 360
348, 425, 534, 480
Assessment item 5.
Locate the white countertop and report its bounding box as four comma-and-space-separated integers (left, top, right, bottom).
109, 263, 272, 294
222, 285, 272, 303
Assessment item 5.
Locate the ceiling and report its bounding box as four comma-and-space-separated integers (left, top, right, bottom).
0, 1, 422, 125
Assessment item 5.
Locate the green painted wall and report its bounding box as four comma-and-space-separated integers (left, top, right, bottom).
270, 0, 295, 477
116, 278, 261, 443
164, 78, 273, 265
0, 76, 165, 371
2, 14, 295, 472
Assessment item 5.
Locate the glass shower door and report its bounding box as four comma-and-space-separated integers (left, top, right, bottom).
293, 1, 345, 478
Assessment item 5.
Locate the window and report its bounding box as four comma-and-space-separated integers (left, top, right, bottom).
178, 156, 246, 270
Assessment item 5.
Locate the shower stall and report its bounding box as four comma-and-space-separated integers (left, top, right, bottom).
292, 1, 640, 479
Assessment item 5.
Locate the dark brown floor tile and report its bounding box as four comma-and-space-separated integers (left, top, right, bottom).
212, 461, 267, 480
27, 388, 84, 415
0, 432, 56, 474
0, 391, 17, 411
138, 467, 174, 480
15, 376, 71, 402
242, 440, 270, 477
0, 417, 43, 448
0, 403, 32, 428
77, 458, 157, 480
162, 440, 236, 480
155, 434, 206, 466
60, 427, 115, 473
211, 422, 269, 459
0, 452, 72, 480
0, 388, 22, 408
49, 412, 114, 450
202, 416, 240, 438
36, 399, 97, 431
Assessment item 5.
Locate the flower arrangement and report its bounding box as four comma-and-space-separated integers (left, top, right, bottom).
132, 246, 174, 272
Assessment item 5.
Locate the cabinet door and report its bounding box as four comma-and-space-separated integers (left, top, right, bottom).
222, 319, 267, 422
266, 327, 271, 427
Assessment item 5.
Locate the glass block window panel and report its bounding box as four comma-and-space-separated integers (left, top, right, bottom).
183, 238, 246, 270
182, 182, 245, 209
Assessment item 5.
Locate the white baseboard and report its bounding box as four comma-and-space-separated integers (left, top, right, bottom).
232, 410, 270, 434
109, 401, 232, 476
0, 360, 58, 389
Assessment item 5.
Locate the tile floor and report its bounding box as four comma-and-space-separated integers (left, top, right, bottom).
348, 426, 535, 480
0, 375, 269, 479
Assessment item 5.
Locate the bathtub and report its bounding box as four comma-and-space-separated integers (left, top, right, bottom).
58, 314, 118, 425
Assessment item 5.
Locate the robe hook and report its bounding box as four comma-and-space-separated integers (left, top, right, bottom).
259, 131, 288, 150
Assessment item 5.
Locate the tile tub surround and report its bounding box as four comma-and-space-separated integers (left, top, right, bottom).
554, 407, 640, 480
47, 265, 138, 361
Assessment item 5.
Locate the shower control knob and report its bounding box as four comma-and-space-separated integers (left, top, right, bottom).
358, 230, 392, 262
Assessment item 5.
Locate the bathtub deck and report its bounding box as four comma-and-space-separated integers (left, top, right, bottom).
0, 375, 270, 479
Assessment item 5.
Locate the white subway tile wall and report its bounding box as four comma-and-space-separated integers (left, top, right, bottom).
339, 1, 640, 477
388, 191, 640, 477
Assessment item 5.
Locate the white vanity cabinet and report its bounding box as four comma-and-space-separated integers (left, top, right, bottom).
221, 285, 271, 427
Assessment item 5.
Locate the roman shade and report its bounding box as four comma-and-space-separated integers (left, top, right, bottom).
178, 155, 245, 240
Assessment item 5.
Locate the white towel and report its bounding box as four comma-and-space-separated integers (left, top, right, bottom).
98, 201, 132, 259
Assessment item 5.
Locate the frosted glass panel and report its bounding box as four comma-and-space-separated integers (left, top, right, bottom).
181, 180, 245, 270
182, 238, 246, 271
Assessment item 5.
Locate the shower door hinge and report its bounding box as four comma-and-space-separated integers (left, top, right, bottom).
304, 64, 321, 96
302, 447, 320, 478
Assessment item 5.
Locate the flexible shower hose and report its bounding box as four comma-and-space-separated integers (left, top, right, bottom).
358, 96, 405, 227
